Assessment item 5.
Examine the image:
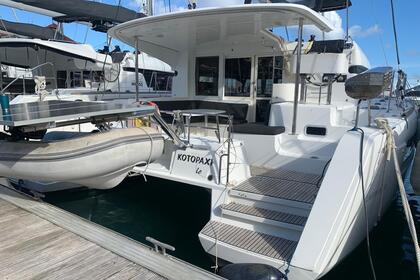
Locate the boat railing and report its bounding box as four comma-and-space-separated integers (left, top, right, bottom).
299, 73, 342, 105
160, 109, 233, 185
217, 115, 233, 186
1, 62, 57, 96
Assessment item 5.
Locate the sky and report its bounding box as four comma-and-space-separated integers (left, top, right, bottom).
0, 0, 418, 85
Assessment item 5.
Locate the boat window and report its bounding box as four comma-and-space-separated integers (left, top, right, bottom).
70, 71, 82, 88
122, 67, 174, 92
195, 56, 219, 96
257, 56, 283, 97
225, 57, 251, 97
92, 71, 103, 83
56, 71, 66, 88
349, 65, 368, 74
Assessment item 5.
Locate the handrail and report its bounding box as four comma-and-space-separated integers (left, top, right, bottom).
1, 62, 56, 94
152, 111, 187, 148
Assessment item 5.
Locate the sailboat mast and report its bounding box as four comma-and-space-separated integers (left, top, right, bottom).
145, 0, 153, 16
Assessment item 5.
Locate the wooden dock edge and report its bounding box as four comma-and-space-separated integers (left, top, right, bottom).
0, 180, 223, 280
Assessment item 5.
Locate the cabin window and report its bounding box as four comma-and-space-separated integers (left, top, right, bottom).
123, 67, 174, 92
56, 71, 67, 88
257, 56, 283, 97
195, 56, 219, 96
225, 57, 252, 97
70, 71, 82, 88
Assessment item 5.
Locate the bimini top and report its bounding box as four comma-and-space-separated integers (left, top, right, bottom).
109, 4, 333, 63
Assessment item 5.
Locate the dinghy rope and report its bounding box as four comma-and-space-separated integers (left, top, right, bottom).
376, 118, 420, 276
135, 126, 155, 182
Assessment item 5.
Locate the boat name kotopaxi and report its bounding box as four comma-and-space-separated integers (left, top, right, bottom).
177, 154, 213, 166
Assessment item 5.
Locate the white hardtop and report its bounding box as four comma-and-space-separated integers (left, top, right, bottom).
109, 4, 333, 64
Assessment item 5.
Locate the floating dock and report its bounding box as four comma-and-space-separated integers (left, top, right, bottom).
0, 180, 222, 280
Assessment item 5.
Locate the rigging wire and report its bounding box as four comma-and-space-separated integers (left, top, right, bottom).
390, 0, 401, 68
369, 0, 389, 66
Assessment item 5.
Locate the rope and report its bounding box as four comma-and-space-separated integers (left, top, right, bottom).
376, 118, 420, 276
136, 126, 155, 182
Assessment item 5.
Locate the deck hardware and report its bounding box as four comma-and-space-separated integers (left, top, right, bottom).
146, 236, 175, 256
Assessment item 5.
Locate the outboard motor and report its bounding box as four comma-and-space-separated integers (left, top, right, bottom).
219, 263, 287, 280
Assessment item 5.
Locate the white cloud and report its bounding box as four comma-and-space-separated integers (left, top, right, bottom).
349, 24, 382, 38
288, 11, 345, 41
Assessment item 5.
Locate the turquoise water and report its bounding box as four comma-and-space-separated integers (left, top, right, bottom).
44, 172, 419, 280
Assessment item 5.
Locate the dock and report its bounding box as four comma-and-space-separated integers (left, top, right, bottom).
0, 180, 222, 280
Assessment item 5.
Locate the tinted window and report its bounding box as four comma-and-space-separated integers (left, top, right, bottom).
349, 65, 368, 74
225, 57, 251, 97
196, 57, 219, 96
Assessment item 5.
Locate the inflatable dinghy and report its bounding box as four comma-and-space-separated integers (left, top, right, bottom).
0, 127, 164, 189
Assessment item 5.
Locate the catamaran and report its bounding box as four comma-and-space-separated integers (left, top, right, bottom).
0, 0, 175, 99
107, 1, 418, 279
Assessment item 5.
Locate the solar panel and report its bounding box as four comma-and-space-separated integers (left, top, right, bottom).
0, 100, 155, 127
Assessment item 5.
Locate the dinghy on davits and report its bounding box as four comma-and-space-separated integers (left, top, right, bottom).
1, 127, 164, 189
0, 100, 165, 190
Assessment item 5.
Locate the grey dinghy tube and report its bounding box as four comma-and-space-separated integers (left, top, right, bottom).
0, 127, 164, 189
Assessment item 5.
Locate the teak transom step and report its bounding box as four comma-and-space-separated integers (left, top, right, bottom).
201, 221, 297, 261
221, 202, 307, 226
261, 168, 322, 186
232, 176, 319, 204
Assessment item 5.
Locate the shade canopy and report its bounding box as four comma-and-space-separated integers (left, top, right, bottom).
0, 0, 145, 32
109, 4, 333, 64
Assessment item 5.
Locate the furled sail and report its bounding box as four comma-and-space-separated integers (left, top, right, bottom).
0, 20, 69, 41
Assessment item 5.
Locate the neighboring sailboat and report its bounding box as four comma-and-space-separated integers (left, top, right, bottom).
0, 0, 175, 98
108, 2, 417, 279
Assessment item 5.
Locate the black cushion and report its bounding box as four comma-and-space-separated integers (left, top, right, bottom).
153, 100, 249, 124
232, 123, 285, 135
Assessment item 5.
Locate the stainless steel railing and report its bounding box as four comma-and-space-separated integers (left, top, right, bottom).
1, 62, 56, 95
